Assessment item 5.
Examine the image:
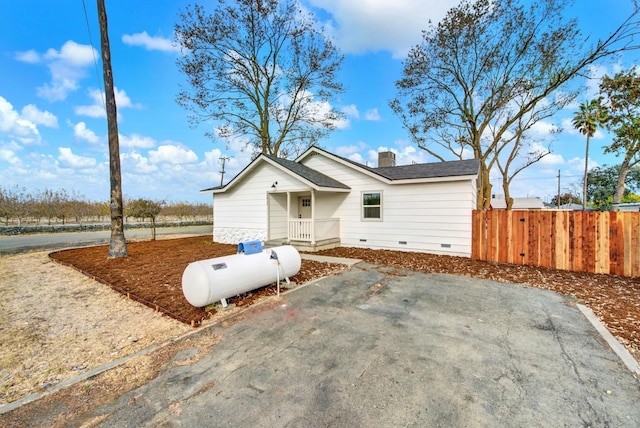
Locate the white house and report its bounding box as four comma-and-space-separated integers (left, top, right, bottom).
612, 202, 640, 212
202, 146, 480, 257
489, 195, 545, 210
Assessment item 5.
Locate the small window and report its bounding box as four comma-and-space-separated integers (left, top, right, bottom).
301, 198, 311, 207
362, 192, 382, 220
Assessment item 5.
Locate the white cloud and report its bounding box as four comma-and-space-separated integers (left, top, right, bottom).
120, 133, 156, 149
15, 49, 40, 64
365, 108, 381, 121
308, 0, 460, 57
583, 63, 624, 97
367, 144, 430, 166
197, 148, 226, 185
336, 141, 430, 167
75, 87, 141, 118
122, 31, 179, 52
529, 120, 558, 139
341, 104, 359, 118
35, 41, 97, 102
0, 96, 43, 144
21, 104, 58, 128
121, 151, 158, 174
539, 151, 565, 167
335, 142, 368, 157
348, 152, 365, 164
73, 122, 100, 144
278, 89, 349, 131
0, 147, 21, 165
57, 147, 97, 168
567, 156, 599, 174
43, 40, 96, 66
149, 144, 198, 164
528, 141, 563, 166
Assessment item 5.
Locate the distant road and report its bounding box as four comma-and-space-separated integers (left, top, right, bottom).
0, 225, 213, 255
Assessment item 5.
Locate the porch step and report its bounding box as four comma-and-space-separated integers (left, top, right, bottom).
264, 238, 340, 253
263, 239, 288, 247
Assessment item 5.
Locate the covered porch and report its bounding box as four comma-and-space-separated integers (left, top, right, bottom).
265, 189, 343, 252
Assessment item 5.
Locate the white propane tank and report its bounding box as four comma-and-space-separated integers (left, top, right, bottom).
181, 245, 301, 307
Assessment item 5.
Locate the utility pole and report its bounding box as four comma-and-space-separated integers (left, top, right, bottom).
219, 156, 229, 186
98, 0, 127, 258
557, 169, 561, 209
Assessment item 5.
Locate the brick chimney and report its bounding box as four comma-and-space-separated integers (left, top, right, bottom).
378, 151, 396, 168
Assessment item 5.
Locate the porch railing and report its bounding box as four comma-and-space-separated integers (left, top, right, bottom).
288, 218, 339, 242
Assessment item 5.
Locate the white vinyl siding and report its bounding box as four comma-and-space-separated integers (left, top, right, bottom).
268, 193, 287, 240
213, 162, 311, 243
212, 150, 477, 256
301, 154, 476, 257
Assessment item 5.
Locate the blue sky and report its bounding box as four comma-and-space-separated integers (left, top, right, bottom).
0, 0, 638, 204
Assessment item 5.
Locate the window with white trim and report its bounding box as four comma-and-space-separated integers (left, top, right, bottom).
362, 192, 382, 220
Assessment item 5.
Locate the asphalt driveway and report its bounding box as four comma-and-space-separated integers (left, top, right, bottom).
28, 262, 640, 426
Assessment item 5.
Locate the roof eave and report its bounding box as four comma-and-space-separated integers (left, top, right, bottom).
205, 154, 350, 193
389, 173, 479, 184
316, 186, 351, 192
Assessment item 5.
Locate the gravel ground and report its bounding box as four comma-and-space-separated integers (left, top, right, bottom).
0, 250, 191, 405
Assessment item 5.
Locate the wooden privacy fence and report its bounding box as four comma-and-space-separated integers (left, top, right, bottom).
471, 210, 640, 277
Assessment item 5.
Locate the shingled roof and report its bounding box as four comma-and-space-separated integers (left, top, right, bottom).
263, 154, 350, 189
374, 158, 480, 180
202, 147, 479, 193
303, 146, 480, 181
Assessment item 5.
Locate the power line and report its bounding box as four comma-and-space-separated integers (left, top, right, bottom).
81, 0, 105, 108
491, 173, 583, 183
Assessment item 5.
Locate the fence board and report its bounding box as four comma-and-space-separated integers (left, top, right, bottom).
596, 213, 609, 274
471, 210, 640, 277
539, 212, 552, 269
624, 215, 633, 277
554, 211, 567, 270
632, 217, 640, 276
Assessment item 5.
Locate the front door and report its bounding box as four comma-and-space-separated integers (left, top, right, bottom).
298, 196, 311, 218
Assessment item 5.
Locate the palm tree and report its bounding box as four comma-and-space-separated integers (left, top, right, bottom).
572, 99, 608, 210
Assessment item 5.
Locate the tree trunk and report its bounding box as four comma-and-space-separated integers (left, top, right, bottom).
98, 0, 128, 258
613, 157, 631, 205
477, 162, 492, 209
582, 134, 590, 211
503, 177, 513, 210
151, 217, 157, 241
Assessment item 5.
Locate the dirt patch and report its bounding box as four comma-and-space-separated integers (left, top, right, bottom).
0, 250, 191, 406
3, 328, 222, 428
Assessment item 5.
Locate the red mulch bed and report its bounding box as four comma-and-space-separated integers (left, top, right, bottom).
49, 236, 345, 326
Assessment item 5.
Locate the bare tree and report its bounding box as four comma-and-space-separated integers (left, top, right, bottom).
391, 0, 640, 209
175, 0, 345, 158
491, 93, 559, 208
0, 185, 33, 226
98, 0, 127, 257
